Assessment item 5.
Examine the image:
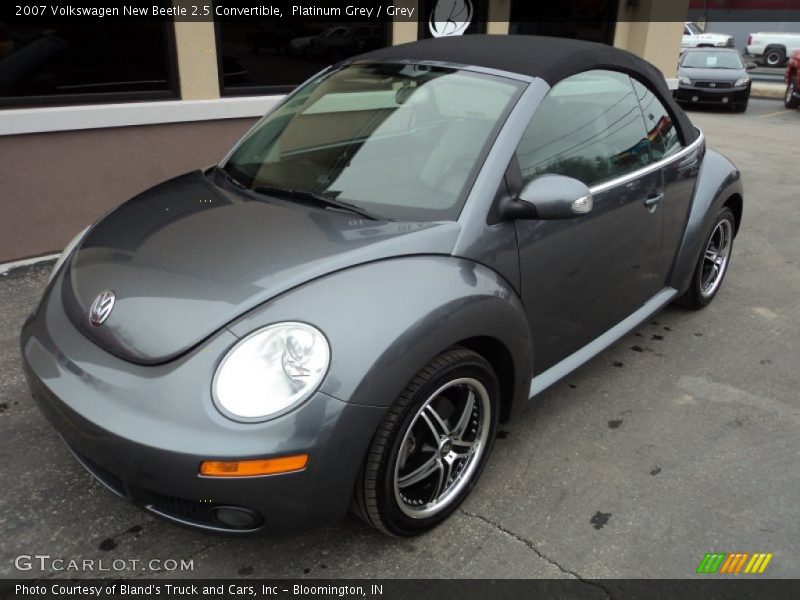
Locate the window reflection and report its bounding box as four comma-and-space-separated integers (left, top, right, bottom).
217, 21, 390, 93
517, 70, 652, 187
631, 78, 682, 160
0, 21, 175, 105
223, 63, 524, 221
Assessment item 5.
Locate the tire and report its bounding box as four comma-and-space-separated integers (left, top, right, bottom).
353, 347, 500, 536
785, 79, 800, 109
733, 101, 748, 112
676, 207, 736, 310
763, 46, 786, 67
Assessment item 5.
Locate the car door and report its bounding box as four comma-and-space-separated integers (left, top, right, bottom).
512, 69, 665, 373
630, 78, 701, 280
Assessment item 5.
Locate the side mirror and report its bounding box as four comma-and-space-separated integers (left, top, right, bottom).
502, 175, 593, 220
746, 62, 757, 71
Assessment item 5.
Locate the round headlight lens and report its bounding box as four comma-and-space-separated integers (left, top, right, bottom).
212, 322, 330, 421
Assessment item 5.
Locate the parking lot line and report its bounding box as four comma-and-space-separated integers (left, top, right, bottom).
758, 109, 794, 119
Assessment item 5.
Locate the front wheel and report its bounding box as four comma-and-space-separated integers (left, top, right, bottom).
676, 206, 736, 310
785, 80, 800, 109
354, 347, 499, 536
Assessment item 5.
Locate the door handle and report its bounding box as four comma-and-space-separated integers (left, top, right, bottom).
644, 192, 664, 208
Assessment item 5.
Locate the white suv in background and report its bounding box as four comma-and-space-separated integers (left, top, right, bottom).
682, 22, 734, 50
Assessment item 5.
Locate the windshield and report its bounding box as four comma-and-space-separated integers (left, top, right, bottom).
682, 51, 744, 69
686, 22, 702, 35
222, 62, 525, 221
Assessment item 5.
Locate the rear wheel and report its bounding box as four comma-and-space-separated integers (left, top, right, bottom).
676, 207, 736, 310
785, 79, 800, 109
764, 46, 786, 67
354, 347, 499, 536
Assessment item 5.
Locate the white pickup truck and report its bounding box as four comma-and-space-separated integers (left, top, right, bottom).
681, 22, 734, 50
746, 32, 800, 67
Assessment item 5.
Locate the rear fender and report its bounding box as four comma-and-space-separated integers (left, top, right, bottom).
669, 149, 742, 294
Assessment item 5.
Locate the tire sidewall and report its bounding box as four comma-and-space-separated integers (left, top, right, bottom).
765, 48, 784, 67
378, 356, 500, 536
786, 81, 799, 109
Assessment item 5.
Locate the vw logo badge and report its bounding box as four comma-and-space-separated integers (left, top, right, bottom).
710, 82, 716, 87
89, 290, 116, 326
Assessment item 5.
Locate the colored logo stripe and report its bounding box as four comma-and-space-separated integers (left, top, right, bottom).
719, 553, 749, 574
744, 553, 773, 574
697, 552, 773, 574
697, 553, 726, 574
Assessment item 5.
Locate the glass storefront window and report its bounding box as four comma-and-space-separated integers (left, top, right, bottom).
0, 21, 177, 107
217, 21, 391, 95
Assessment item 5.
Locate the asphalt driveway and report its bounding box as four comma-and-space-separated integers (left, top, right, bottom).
1, 98, 798, 580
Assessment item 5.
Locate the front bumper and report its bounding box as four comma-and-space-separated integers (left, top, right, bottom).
20, 275, 386, 534
673, 85, 751, 106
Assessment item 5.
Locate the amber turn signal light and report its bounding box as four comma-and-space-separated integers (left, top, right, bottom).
200, 454, 308, 477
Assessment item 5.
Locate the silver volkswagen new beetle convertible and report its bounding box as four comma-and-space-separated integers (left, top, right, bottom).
22, 36, 742, 536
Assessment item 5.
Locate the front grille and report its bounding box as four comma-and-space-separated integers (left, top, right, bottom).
149, 492, 218, 526
146, 492, 264, 531
695, 81, 733, 89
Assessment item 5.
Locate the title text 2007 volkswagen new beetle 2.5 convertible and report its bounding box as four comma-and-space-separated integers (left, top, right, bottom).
22, 36, 742, 536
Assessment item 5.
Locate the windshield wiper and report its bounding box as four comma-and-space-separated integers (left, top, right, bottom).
252, 185, 387, 221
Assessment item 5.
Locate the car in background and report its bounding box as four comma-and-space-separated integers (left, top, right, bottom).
246, 24, 297, 55
306, 25, 384, 62
288, 26, 348, 57
674, 48, 754, 112
746, 32, 800, 67
682, 22, 734, 50
785, 50, 800, 108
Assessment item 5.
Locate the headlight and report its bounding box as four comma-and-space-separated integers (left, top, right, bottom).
48, 227, 90, 283
735, 76, 750, 87
213, 322, 330, 421
679, 75, 692, 86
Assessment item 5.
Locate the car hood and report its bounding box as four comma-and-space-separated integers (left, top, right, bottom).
679, 66, 745, 81
62, 170, 460, 364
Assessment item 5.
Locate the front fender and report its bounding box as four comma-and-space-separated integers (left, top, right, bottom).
670, 148, 742, 294
227, 256, 533, 419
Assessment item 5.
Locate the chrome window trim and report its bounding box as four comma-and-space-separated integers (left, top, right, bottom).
589, 130, 705, 195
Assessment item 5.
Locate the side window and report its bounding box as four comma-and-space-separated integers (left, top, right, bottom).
516, 70, 651, 187
631, 79, 682, 160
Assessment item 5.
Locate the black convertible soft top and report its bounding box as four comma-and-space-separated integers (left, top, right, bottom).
357, 35, 699, 144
